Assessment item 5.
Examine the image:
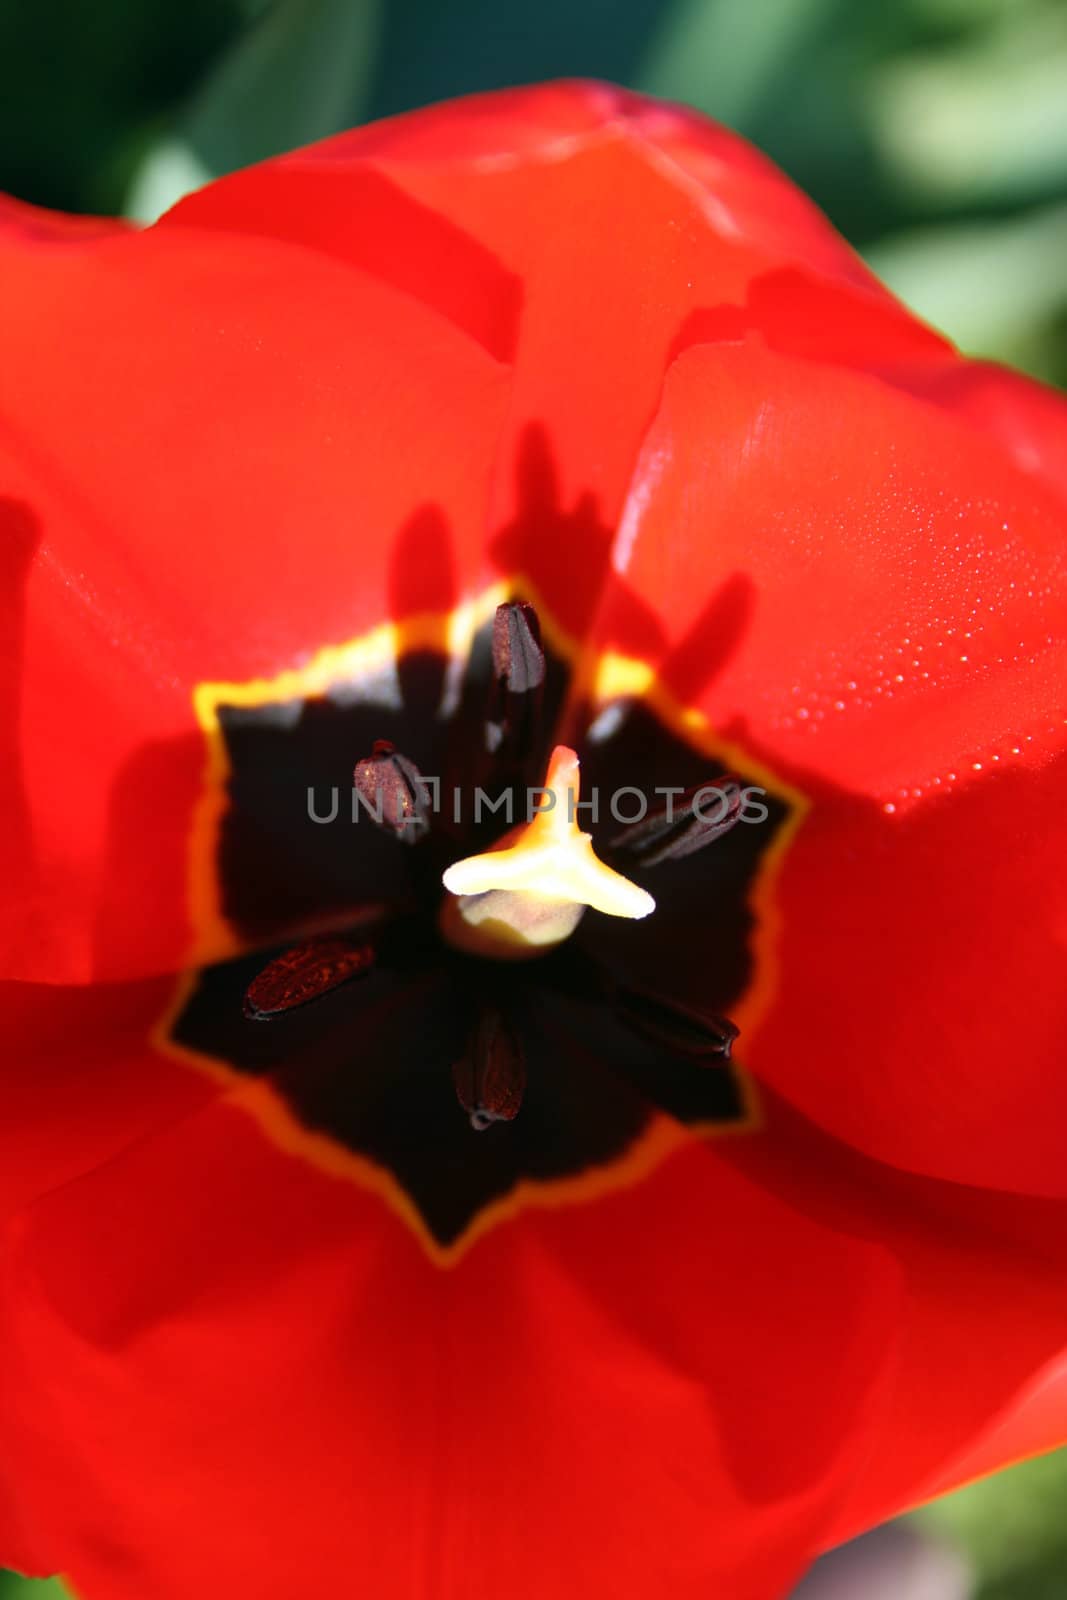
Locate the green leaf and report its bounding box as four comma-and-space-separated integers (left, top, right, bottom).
865, 201, 1067, 382
635, 0, 836, 130
867, 3, 1067, 207
916, 1447, 1067, 1598
0, 1576, 68, 1598
126, 0, 382, 221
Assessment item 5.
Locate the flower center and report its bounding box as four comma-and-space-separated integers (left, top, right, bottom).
238, 599, 748, 1136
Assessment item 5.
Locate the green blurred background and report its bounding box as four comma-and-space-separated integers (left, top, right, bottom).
1, 0, 1065, 1593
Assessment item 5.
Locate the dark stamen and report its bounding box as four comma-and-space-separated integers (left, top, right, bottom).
244, 935, 375, 1019
486, 601, 545, 759
609, 778, 743, 867
353, 739, 431, 841
617, 986, 739, 1060
452, 1008, 526, 1130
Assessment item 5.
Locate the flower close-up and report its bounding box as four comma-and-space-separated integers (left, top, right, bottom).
2, 77, 1067, 1600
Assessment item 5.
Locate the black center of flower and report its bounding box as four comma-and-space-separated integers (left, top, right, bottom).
170, 602, 794, 1249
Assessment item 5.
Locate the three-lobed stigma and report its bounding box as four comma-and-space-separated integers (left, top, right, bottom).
439, 744, 655, 960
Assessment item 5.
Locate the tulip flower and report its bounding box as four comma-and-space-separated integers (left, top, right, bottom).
1, 81, 1066, 1600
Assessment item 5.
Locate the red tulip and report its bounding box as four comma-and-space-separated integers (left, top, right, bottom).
2, 81, 1066, 1600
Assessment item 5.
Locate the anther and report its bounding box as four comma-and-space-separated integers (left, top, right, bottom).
353, 740, 431, 841
610, 778, 743, 867
486, 601, 545, 759
616, 986, 739, 1059
452, 1008, 526, 1130
244, 935, 375, 1019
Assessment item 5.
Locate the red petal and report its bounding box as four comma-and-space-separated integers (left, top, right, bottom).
285, 81, 880, 296
0, 206, 509, 983
913, 1352, 1067, 1509
0, 193, 130, 245
162, 83, 923, 643
1, 90, 981, 985
0, 979, 216, 1228
0, 980, 216, 1569
0, 1100, 897, 1598
593, 337, 1067, 791
721, 1092, 1067, 1543
579, 333, 1067, 1194
7, 1082, 1067, 1594
885, 357, 1067, 508
752, 747, 1067, 1197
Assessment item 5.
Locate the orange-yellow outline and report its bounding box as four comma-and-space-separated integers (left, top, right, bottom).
154, 579, 809, 1268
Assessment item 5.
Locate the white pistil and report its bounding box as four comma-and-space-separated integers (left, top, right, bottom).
439, 744, 654, 960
